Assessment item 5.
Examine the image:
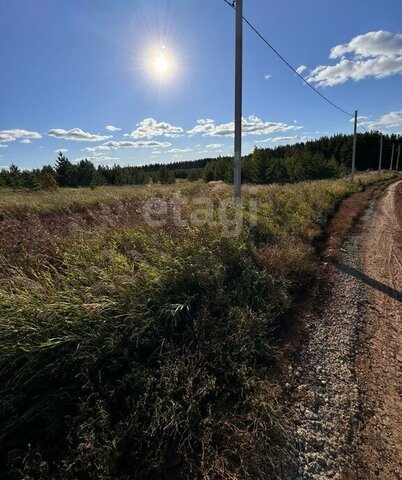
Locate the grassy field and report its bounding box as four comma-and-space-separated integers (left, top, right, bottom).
0, 183, 200, 215
0, 173, 395, 479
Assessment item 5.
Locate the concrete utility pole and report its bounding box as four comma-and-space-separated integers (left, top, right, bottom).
234, 0, 243, 200
351, 110, 357, 180
390, 143, 395, 170
378, 134, 383, 172
396, 144, 401, 172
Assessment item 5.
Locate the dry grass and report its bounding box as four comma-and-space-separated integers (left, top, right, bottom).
0, 182, 204, 215
0, 172, 395, 480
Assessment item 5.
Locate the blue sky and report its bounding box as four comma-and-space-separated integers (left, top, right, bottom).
1, 0, 402, 170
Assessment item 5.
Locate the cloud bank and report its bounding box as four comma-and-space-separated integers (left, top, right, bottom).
48, 128, 112, 142
306, 31, 402, 87
129, 118, 184, 139
187, 116, 302, 137
0, 129, 42, 143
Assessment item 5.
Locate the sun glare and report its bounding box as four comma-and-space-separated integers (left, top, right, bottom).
147, 45, 176, 82
154, 53, 168, 74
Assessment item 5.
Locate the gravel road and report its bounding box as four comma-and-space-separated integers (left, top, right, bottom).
285, 179, 402, 480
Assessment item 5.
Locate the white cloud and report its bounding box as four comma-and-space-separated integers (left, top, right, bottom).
167, 147, 192, 153
48, 128, 112, 142
129, 118, 184, 139
0, 129, 42, 143
308, 57, 402, 87
206, 143, 224, 149
128, 140, 172, 149
197, 119, 214, 125
20, 139, 31, 144
83, 145, 112, 153
187, 115, 302, 137
0, 144, 8, 148
256, 135, 313, 144
55, 148, 69, 153
105, 125, 121, 132
75, 154, 121, 163
307, 31, 402, 87
264, 74, 272, 80
330, 30, 402, 59
358, 110, 402, 130
350, 115, 370, 122
84, 140, 171, 152
187, 119, 215, 136
296, 65, 307, 75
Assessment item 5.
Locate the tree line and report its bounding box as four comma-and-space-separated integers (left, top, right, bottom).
0, 131, 400, 190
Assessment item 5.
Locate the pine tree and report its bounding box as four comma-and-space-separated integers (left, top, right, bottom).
159, 165, 175, 184
8, 164, 21, 189
21, 171, 40, 190
55, 152, 76, 187
39, 171, 59, 191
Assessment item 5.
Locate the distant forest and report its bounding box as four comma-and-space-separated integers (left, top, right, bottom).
1, 131, 400, 190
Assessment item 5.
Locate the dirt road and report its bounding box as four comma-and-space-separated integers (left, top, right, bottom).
352, 180, 402, 479
286, 179, 402, 480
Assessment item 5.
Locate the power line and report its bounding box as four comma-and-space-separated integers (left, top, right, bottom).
223, 0, 354, 118
358, 123, 370, 133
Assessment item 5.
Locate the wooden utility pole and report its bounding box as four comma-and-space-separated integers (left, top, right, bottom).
378, 134, 383, 172
396, 144, 401, 172
390, 143, 395, 170
351, 110, 357, 180
234, 0, 243, 200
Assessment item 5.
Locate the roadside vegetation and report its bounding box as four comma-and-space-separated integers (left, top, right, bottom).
1, 131, 400, 190
0, 172, 395, 479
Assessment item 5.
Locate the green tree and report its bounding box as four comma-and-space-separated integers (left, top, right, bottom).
266, 158, 289, 184
203, 162, 215, 182
77, 159, 96, 187
21, 170, 39, 190
8, 164, 21, 189
249, 148, 267, 183
39, 171, 59, 191
159, 165, 175, 184
55, 152, 76, 187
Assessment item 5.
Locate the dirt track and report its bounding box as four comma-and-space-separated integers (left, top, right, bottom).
286, 179, 402, 480
352, 180, 402, 479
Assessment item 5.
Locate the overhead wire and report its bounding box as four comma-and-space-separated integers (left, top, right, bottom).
222, 0, 355, 118
357, 122, 370, 133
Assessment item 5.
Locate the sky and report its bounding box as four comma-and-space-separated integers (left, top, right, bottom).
1, 0, 402, 170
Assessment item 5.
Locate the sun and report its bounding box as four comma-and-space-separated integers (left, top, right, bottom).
154, 52, 168, 74
148, 45, 175, 81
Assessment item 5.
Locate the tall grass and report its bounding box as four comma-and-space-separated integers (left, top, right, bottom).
0, 173, 394, 479
0, 183, 205, 216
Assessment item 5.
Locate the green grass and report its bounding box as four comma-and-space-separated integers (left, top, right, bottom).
0, 173, 395, 479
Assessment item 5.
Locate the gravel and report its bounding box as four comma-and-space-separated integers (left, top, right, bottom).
284, 203, 376, 480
